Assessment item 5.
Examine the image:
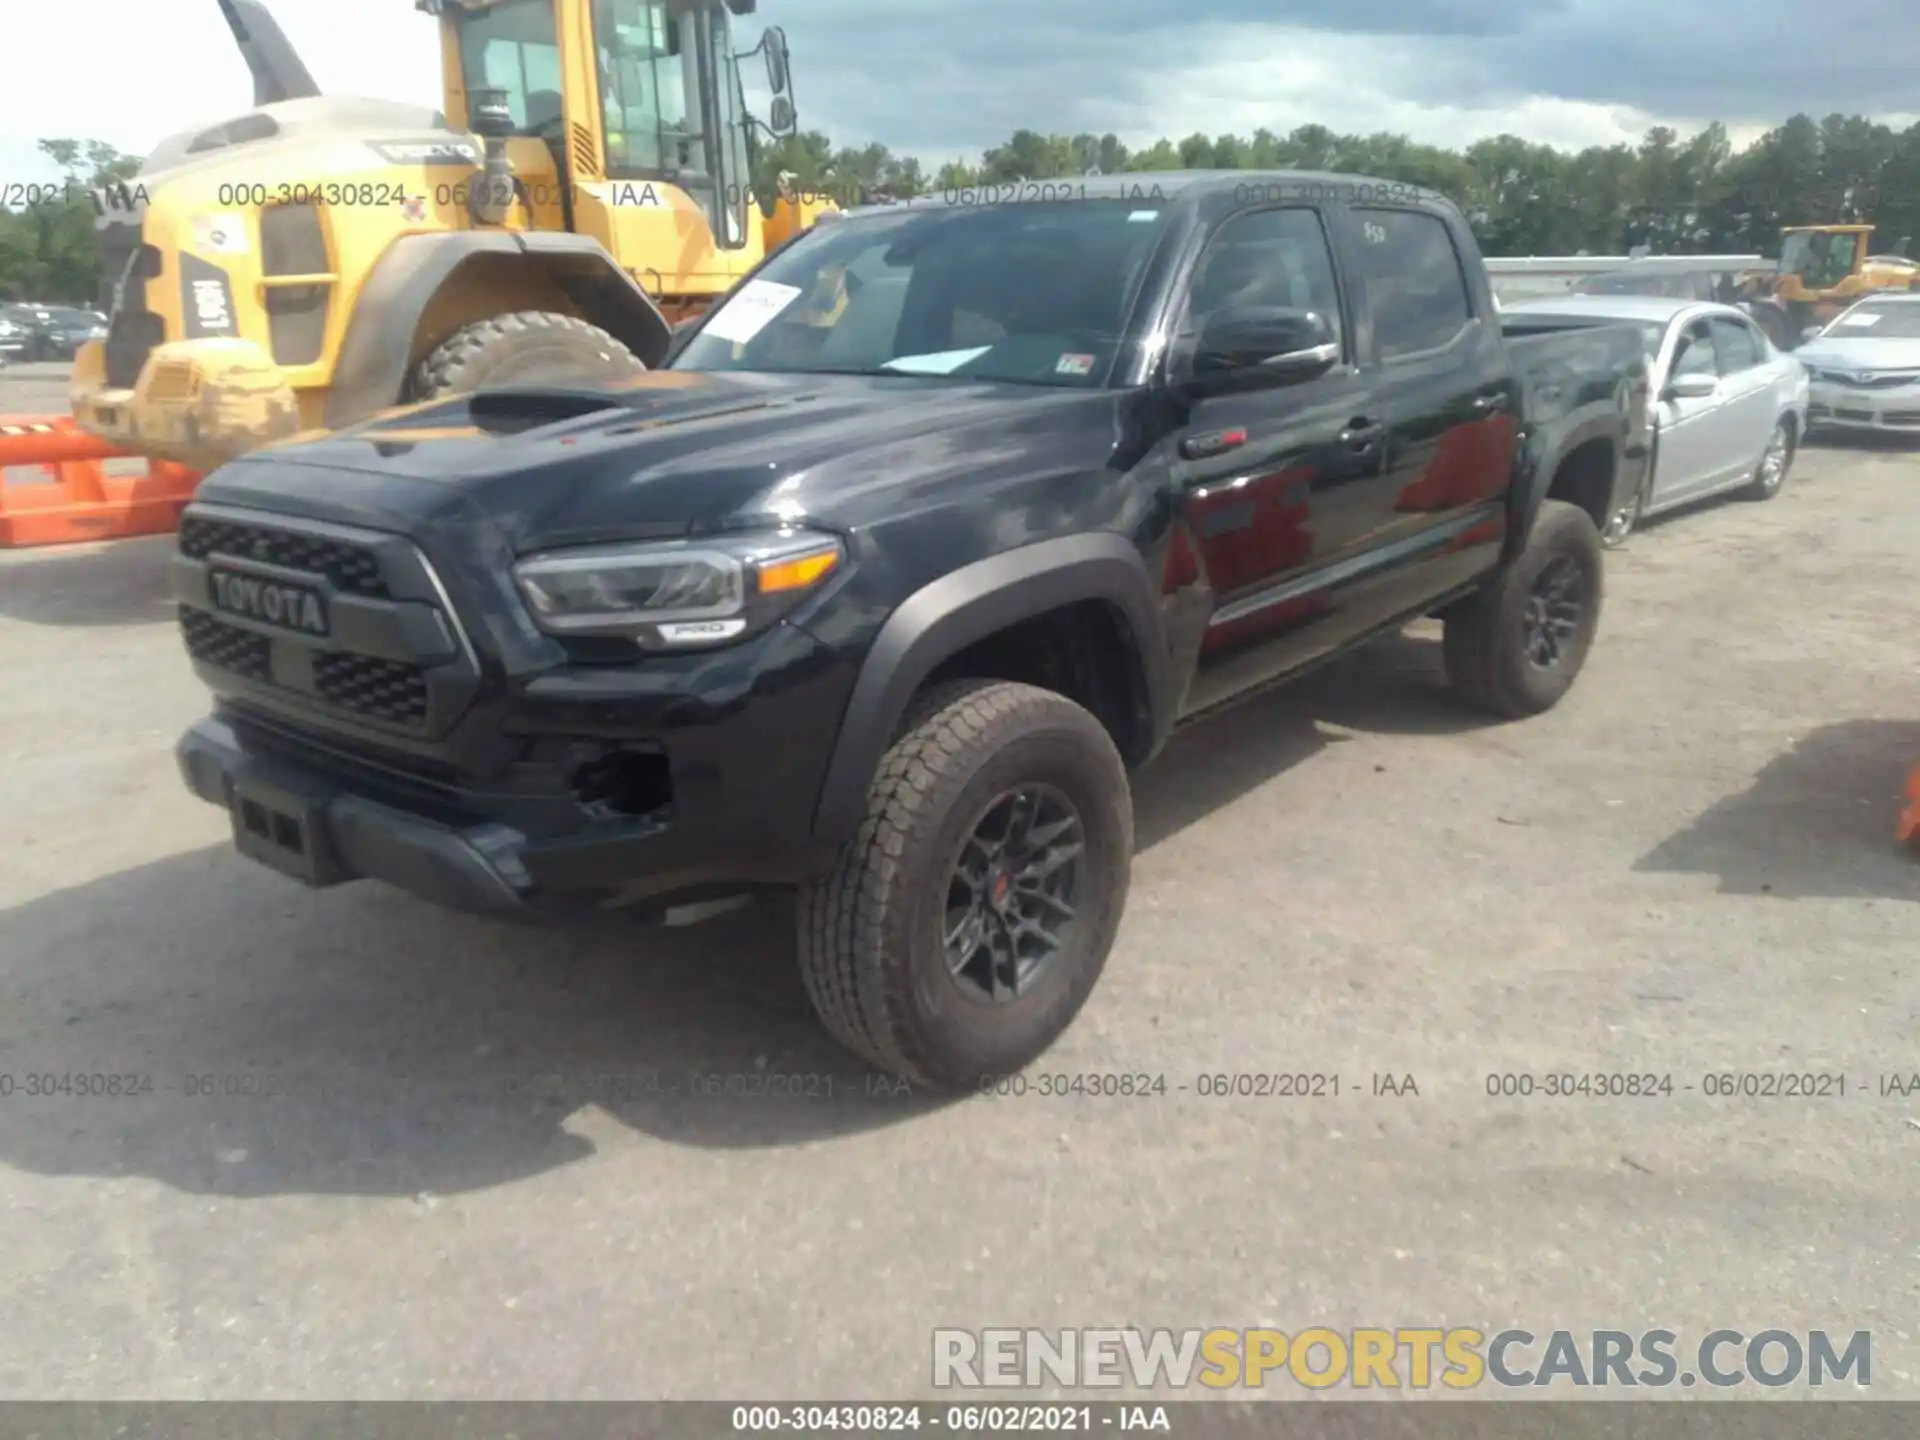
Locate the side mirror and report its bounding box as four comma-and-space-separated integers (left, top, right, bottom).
1664, 372, 1718, 401
768, 94, 795, 136
1800, 325, 1824, 343
763, 27, 790, 94
1188, 306, 1338, 386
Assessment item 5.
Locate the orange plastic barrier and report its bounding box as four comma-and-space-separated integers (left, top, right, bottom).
0, 416, 202, 548
1899, 763, 1920, 847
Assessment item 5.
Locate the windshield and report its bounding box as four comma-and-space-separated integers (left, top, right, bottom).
1504, 311, 1668, 362
673, 200, 1171, 386
1822, 300, 1920, 340
1780, 230, 1860, 288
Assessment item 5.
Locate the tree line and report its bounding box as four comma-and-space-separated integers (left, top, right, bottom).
7, 114, 1917, 306
753, 112, 1920, 259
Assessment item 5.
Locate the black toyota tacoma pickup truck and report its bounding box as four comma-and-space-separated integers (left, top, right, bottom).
170, 172, 1649, 1088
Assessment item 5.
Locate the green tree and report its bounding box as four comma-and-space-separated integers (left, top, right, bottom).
0, 139, 141, 303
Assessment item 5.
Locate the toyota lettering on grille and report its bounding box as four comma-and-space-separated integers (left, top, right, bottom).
207, 568, 331, 638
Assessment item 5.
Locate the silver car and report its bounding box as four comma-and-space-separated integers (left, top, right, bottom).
1504, 296, 1810, 539
1796, 293, 1920, 435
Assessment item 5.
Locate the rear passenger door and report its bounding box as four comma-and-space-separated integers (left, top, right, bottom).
1336, 206, 1517, 594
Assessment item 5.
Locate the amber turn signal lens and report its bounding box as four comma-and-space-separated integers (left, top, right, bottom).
755, 547, 840, 594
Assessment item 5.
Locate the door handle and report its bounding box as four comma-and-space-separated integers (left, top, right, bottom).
1339, 417, 1383, 449
1179, 426, 1249, 461
1474, 391, 1512, 412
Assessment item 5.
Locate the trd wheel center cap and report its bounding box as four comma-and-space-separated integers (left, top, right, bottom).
989, 870, 1014, 911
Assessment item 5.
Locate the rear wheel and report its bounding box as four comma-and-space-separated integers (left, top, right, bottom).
796, 679, 1133, 1090
1443, 500, 1604, 718
407, 310, 646, 401
1742, 419, 1794, 501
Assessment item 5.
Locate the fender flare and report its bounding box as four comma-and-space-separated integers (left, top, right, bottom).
810, 531, 1174, 844
1514, 410, 1625, 555
323, 230, 673, 429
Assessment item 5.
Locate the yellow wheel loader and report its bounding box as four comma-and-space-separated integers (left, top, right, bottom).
70, 0, 837, 471
1736, 224, 1918, 350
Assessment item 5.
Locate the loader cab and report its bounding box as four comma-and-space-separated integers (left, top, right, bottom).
1780, 226, 1870, 292
432, 0, 793, 251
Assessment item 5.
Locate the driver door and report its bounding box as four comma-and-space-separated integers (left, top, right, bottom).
1167, 204, 1385, 714
1652, 317, 1741, 506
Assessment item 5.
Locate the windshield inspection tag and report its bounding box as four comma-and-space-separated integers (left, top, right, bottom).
1055, 353, 1095, 375
702, 280, 804, 345
1841, 312, 1882, 325
881, 347, 991, 374
1128, 210, 1159, 222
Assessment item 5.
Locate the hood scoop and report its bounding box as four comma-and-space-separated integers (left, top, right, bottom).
466, 385, 630, 436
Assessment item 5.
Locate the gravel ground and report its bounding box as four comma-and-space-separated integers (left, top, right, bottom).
2, 358, 1918, 1401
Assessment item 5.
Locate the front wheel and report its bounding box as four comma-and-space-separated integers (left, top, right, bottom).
1741, 419, 1794, 501
796, 679, 1134, 1090
407, 310, 646, 401
1443, 499, 1605, 719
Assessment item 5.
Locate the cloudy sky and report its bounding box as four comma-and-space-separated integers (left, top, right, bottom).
3, 0, 1916, 185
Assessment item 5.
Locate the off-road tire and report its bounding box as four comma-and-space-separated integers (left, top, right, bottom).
796, 679, 1133, 1090
1443, 499, 1604, 719
407, 310, 646, 401
1740, 418, 1794, 501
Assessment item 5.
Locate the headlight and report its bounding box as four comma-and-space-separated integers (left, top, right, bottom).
512, 527, 844, 649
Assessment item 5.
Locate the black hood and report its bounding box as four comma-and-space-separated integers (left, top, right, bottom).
201, 370, 1123, 552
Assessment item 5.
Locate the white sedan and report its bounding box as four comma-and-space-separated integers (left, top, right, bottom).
1795, 293, 1920, 435
1504, 296, 1812, 540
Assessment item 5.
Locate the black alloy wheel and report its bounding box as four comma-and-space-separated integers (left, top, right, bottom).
943, 785, 1085, 1004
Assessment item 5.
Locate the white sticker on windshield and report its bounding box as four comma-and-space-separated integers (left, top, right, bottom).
880, 347, 992, 374
702, 279, 804, 344
1128, 210, 1159, 222
1841, 312, 1883, 325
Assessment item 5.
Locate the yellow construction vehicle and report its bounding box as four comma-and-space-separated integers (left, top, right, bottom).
71, 0, 836, 471
1736, 223, 1918, 349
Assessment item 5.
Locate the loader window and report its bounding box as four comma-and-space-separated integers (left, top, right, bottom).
1781, 231, 1859, 290
454, 1, 563, 135
595, 0, 703, 177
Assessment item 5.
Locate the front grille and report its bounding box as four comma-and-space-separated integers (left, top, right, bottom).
1829, 372, 1920, 390
177, 507, 481, 741
180, 607, 271, 680
145, 362, 199, 402
313, 653, 429, 726
179, 515, 389, 598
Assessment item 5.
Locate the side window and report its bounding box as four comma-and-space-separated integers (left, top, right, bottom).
1670, 321, 1716, 378
1709, 316, 1762, 372
1348, 208, 1473, 359
1183, 207, 1344, 355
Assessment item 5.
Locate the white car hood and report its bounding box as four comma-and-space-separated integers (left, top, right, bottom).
1797, 337, 1920, 371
